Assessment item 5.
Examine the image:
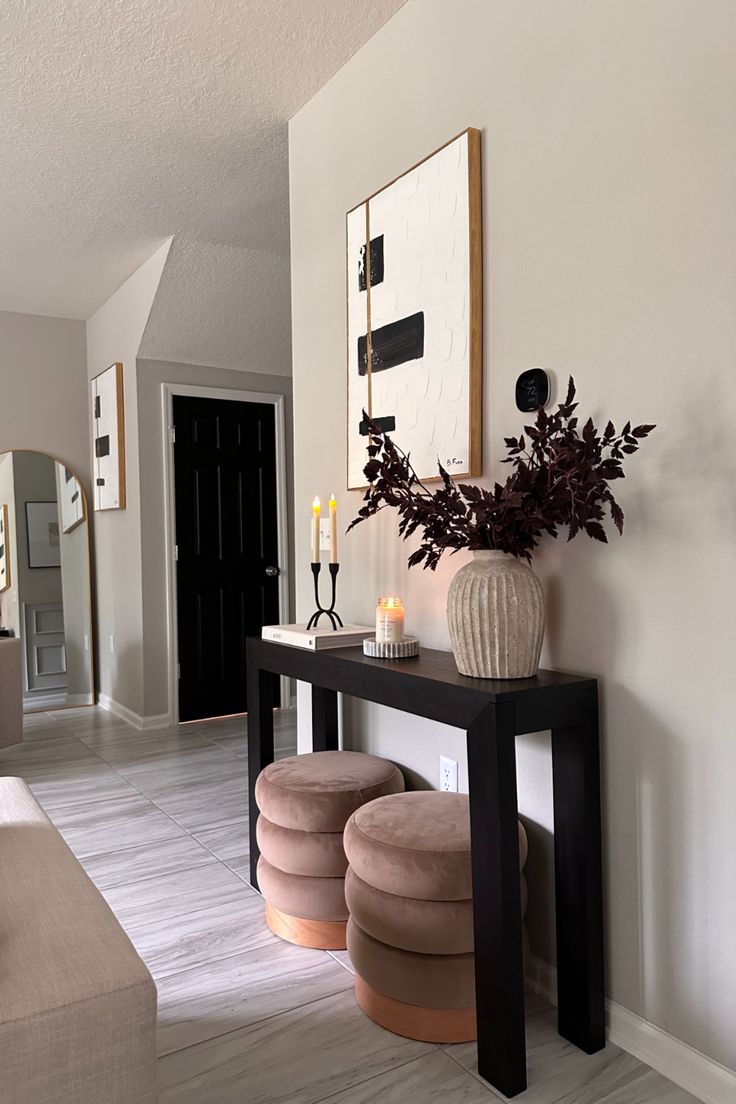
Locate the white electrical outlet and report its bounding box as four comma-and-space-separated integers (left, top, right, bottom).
319, 518, 331, 551
440, 755, 458, 792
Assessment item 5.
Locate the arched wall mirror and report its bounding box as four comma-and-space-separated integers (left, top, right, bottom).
0, 451, 94, 711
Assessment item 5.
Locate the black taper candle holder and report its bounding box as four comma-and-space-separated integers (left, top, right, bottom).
306, 562, 344, 630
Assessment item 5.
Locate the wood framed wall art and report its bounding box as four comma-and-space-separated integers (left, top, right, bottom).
90, 362, 126, 511
346, 127, 483, 490
25, 501, 61, 569
57, 462, 87, 533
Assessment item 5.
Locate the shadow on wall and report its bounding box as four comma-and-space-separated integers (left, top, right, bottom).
601, 683, 689, 1026
106, 643, 145, 721
540, 558, 694, 1035
448, 679, 685, 1029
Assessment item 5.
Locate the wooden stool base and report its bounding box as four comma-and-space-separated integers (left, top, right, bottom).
265, 901, 347, 950
354, 974, 477, 1043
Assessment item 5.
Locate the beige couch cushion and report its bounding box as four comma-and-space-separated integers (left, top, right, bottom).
0, 776, 157, 1104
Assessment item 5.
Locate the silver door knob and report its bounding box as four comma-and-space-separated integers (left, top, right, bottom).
265, 565, 280, 577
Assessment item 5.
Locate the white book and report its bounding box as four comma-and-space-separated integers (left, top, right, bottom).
261, 624, 373, 650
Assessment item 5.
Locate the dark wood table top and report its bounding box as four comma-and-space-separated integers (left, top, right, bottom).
247, 638, 596, 730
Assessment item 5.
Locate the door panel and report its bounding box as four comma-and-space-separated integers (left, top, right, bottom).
24, 602, 67, 693
173, 396, 280, 722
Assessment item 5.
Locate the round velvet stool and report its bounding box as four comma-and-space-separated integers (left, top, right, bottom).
343, 791, 529, 1044
255, 750, 404, 950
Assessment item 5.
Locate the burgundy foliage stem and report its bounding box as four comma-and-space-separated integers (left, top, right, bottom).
347, 377, 655, 570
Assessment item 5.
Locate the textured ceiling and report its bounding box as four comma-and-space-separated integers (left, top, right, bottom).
0, 0, 407, 319
138, 236, 293, 374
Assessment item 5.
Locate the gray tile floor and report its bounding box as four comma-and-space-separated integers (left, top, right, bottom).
2, 707, 700, 1103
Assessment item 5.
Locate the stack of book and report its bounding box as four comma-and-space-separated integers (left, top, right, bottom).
261, 624, 373, 651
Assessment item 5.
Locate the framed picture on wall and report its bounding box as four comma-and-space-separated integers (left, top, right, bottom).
0, 504, 10, 592
56, 462, 86, 534
25, 501, 61, 569
346, 127, 483, 490
90, 361, 126, 511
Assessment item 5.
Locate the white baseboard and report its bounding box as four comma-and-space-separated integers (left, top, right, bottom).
65, 693, 95, 707
607, 1001, 736, 1104
98, 693, 172, 732
138, 711, 173, 731
525, 954, 736, 1104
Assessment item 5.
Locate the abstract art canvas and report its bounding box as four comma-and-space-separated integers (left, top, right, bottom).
90, 362, 126, 511
346, 128, 482, 490
0, 504, 10, 592
25, 501, 61, 569
56, 462, 86, 534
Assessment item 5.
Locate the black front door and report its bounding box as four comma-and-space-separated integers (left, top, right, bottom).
173, 395, 280, 722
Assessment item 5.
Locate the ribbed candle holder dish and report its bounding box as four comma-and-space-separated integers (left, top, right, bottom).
363, 636, 419, 659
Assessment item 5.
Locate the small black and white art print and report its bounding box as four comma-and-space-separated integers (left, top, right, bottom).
346, 128, 482, 490
56, 462, 86, 534
90, 362, 126, 511
25, 501, 61, 569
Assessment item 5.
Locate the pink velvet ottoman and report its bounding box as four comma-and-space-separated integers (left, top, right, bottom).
255, 750, 404, 949
344, 791, 529, 1043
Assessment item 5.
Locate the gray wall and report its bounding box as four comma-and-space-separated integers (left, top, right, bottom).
289, 0, 736, 1072
0, 311, 89, 483
85, 242, 171, 717
137, 358, 294, 719
0, 312, 92, 693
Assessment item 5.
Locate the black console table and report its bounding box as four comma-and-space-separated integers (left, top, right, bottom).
246, 638, 605, 1098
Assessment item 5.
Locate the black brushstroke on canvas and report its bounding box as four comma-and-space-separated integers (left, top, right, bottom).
359, 415, 396, 436
358, 235, 384, 291
358, 312, 424, 376
95, 435, 111, 458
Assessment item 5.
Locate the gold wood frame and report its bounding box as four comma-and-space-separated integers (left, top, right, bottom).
0, 449, 96, 711
0, 503, 10, 592
345, 127, 483, 491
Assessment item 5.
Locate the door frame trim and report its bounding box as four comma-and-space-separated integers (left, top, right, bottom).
162, 383, 290, 725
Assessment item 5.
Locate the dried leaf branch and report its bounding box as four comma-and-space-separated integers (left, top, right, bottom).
348, 377, 655, 569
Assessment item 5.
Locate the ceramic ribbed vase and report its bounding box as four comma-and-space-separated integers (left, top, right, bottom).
447, 550, 545, 679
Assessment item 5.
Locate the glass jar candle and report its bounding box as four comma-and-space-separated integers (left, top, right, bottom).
376, 596, 405, 643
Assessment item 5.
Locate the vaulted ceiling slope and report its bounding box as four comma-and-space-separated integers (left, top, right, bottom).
138, 236, 292, 375
0, 0, 407, 320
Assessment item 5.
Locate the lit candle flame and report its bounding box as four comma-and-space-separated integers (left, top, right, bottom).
312, 496, 321, 512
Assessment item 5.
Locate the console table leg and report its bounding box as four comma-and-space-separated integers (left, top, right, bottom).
247, 660, 274, 889
551, 687, 605, 1053
311, 685, 339, 751
467, 702, 527, 1097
